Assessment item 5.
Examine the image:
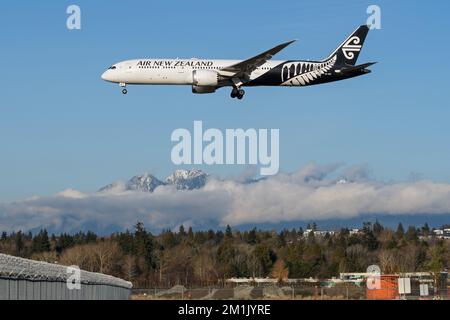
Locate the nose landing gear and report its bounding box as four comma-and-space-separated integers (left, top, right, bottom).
120, 83, 127, 95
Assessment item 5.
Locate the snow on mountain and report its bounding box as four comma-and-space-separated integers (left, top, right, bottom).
165, 169, 208, 190
125, 173, 166, 192
98, 170, 208, 193
98, 183, 122, 193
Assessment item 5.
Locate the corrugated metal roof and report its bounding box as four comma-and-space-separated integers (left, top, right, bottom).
0, 254, 132, 289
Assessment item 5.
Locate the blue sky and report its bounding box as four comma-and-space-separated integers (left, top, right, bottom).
1, 0, 450, 202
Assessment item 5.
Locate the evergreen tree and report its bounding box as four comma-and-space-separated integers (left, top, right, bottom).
405, 225, 419, 242
421, 223, 430, 236
373, 220, 384, 236
225, 225, 233, 239
178, 225, 186, 237
396, 223, 405, 239
216, 241, 237, 278
253, 244, 276, 277
187, 227, 194, 241
86, 231, 97, 243
246, 228, 257, 245
428, 241, 447, 273
214, 230, 224, 244
362, 228, 379, 251
32, 229, 51, 253
160, 230, 177, 249
277, 231, 286, 247
134, 222, 156, 269
14, 231, 24, 255
193, 231, 207, 244
206, 229, 215, 241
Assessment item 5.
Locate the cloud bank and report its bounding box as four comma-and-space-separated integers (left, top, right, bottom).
1, 164, 450, 233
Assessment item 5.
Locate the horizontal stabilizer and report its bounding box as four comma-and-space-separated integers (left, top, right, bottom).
339, 62, 377, 73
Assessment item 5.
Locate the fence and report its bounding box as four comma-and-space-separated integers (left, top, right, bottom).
132, 284, 367, 300
132, 283, 450, 300
0, 253, 132, 300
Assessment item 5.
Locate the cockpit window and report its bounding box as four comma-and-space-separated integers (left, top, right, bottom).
109, 66, 117, 70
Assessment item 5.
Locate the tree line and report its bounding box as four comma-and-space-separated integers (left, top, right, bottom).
0, 222, 448, 288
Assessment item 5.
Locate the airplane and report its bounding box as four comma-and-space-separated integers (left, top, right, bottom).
101, 25, 375, 99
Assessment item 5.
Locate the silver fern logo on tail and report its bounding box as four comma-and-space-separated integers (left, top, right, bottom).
280, 55, 337, 86
342, 36, 362, 60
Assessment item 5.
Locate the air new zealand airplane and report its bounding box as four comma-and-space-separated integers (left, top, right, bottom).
101, 25, 376, 99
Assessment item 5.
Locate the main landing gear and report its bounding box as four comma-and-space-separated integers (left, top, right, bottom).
120, 83, 127, 95
230, 88, 245, 100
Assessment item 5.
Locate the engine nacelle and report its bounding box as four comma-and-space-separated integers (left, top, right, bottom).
192, 70, 219, 86
192, 85, 217, 94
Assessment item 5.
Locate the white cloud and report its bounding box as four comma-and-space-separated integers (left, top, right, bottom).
1, 163, 450, 233
56, 189, 87, 199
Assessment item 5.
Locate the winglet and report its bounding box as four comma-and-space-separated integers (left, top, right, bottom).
252, 39, 297, 60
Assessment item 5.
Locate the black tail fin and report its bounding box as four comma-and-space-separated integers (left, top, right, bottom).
324, 25, 370, 66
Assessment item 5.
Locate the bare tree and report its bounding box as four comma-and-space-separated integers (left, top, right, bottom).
378, 250, 397, 274
271, 259, 289, 282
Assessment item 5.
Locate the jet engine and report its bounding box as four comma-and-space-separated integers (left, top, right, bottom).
192, 70, 219, 86
192, 85, 217, 94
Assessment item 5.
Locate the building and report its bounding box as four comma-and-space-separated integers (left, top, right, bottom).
366, 275, 399, 300
303, 229, 337, 238
432, 229, 450, 239
0, 253, 132, 300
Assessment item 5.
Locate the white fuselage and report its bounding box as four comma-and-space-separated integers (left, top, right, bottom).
101, 59, 282, 86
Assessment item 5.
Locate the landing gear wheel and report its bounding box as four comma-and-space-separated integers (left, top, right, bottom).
122, 89, 128, 95
231, 88, 245, 99
236, 89, 245, 100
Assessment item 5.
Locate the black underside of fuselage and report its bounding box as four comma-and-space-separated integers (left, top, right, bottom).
244, 60, 369, 87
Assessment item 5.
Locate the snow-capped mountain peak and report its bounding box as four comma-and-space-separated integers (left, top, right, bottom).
125, 173, 166, 192
165, 169, 208, 190
98, 169, 208, 193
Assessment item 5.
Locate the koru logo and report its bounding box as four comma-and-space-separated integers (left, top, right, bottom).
342, 36, 362, 60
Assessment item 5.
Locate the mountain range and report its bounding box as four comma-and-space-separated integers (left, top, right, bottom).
98, 169, 209, 193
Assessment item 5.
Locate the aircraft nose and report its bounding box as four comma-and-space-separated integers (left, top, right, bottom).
101, 71, 109, 81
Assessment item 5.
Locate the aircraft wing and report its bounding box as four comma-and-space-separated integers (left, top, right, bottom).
220, 40, 296, 80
